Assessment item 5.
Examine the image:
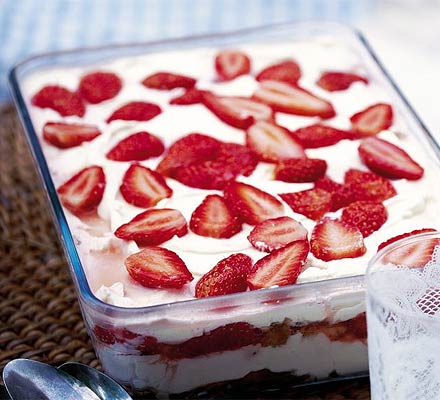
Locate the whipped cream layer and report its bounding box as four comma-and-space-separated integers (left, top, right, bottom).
23, 36, 440, 308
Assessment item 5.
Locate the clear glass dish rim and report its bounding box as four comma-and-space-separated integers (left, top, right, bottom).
7, 21, 440, 317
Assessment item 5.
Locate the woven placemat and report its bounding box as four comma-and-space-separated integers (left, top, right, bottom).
0, 104, 370, 399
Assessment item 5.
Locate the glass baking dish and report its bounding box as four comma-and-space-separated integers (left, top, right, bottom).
8, 21, 440, 396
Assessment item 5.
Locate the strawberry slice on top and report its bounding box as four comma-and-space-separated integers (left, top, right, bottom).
317, 71, 368, 92
358, 137, 424, 180
79, 71, 122, 104
125, 247, 193, 289
256, 60, 301, 85
253, 80, 336, 119
378, 228, 437, 252
142, 72, 196, 90
190, 194, 241, 239
43, 122, 101, 149
274, 158, 327, 183
290, 124, 350, 149
215, 49, 251, 81
106, 132, 164, 162
106, 101, 161, 123
169, 88, 206, 105
120, 164, 172, 208
32, 85, 85, 117
115, 208, 187, 246
57, 166, 106, 216
280, 188, 332, 221
350, 103, 393, 137
341, 201, 388, 237
247, 240, 309, 290
314, 176, 353, 211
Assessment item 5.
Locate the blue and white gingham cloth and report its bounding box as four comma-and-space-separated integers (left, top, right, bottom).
0, 0, 375, 103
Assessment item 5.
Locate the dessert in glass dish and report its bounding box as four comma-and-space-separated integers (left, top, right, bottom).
10, 22, 440, 395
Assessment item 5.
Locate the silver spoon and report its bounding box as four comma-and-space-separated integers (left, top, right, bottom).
59, 362, 132, 400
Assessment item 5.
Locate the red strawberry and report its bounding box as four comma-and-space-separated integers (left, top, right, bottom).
79, 71, 122, 104
215, 49, 251, 81
358, 137, 424, 180
32, 85, 85, 117
120, 164, 172, 208
246, 121, 305, 162
93, 325, 116, 345
314, 176, 343, 193
57, 166, 105, 215
216, 142, 258, 177
247, 240, 309, 289
317, 71, 368, 92
106, 101, 161, 123
253, 80, 336, 119
142, 72, 196, 90
290, 124, 350, 148
313, 177, 352, 211
125, 247, 193, 288
190, 194, 241, 238
195, 253, 252, 298
274, 158, 327, 183
341, 201, 388, 237
310, 218, 366, 261
378, 228, 437, 251
169, 88, 206, 105
350, 103, 393, 137
42, 122, 101, 149
224, 182, 284, 225
106, 132, 164, 161
115, 208, 187, 246
280, 188, 332, 221
248, 216, 308, 252
256, 60, 301, 85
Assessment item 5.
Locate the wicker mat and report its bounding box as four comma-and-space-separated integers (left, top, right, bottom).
0, 104, 370, 399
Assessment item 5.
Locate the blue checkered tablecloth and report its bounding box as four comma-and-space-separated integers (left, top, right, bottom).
0, 0, 375, 103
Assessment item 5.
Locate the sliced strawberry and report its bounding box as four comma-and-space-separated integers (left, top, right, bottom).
106, 132, 164, 161
215, 49, 251, 81
274, 158, 327, 183
125, 247, 193, 288
290, 124, 350, 148
280, 188, 332, 221
256, 60, 301, 85
378, 228, 437, 251
216, 142, 258, 177
350, 103, 393, 137
317, 71, 368, 92
341, 201, 387, 237
120, 164, 172, 208
253, 80, 336, 119
142, 72, 196, 90
195, 253, 252, 298
314, 176, 344, 193
106, 101, 161, 123
358, 137, 424, 180
57, 166, 105, 215
246, 121, 305, 162
42, 122, 101, 149
79, 71, 122, 104
310, 218, 366, 261
169, 88, 206, 105
224, 182, 284, 225
190, 194, 241, 238
247, 240, 309, 289
115, 208, 187, 246
248, 216, 308, 252
32, 85, 85, 117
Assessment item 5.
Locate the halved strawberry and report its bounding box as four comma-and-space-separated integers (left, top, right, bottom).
248, 216, 308, 252
246, 121, 305, 162
314, 177, 353, 212
32, 85, 85, 117
378, 228, 437, 251
215, 49, 251, 81
216, 142, 258, 177
79, 71, 122, 104
350, 103, 393, 137
290, 124, 350, 148
190, 194, 241, 238
106, 132, 164, 161
253, 80, 336, 119
224, 182, 284, 225
142, 72, 196, 90
115, 208, 187, 246
341, 201, 388, 237
125, 247, 193, 288
310, 218, 366, 261
256, 60, 301, 85
280, 188, 332, 221
358, 137, 424, 180
247, 240, 309, 289
274, 158, 327, 183
120, 164, 172, 208
195, 253, 252, 298
169, 88, 206, 105
57, 166, 105, 215
106, 101, 161, 123
43, 122, 101, 149
317, 71, 368, 92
